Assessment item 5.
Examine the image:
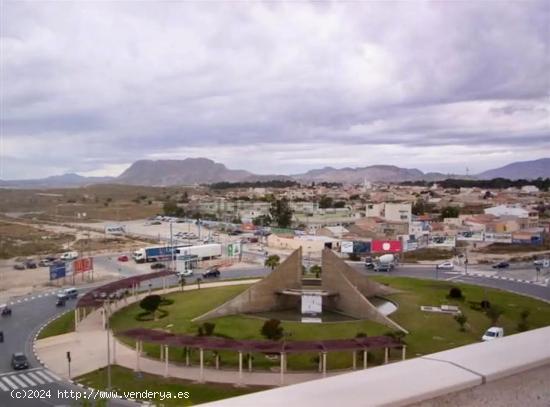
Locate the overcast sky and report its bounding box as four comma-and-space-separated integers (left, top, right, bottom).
1, 1, 549, 180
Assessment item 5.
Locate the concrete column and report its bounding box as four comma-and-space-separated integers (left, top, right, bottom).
238, 351, 243, 385
384, 348, 389, 364
279, 353, 285, 386
135, 341, 140, 371
215, 353, 220, 370
199, 348, 204, 382
352, 351, 357, 370
74, 308, 79, 330
363, 350, 367, 369
322, 352, 327, 377
402, 346, 407, 361
160, 344, 164, 361
101, 309, 106, 330
112, 333, 116, 363
248, 353, 252, 372
164, 345, 169, 378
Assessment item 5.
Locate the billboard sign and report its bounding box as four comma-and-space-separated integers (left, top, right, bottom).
428, 235, 456, 248
457, 231, 484, 241
372, 240, 402, 253
484, 233, 512, 244
341, 241, 354, 254
73, 257, 93, 274
353, 241, 371, 254
49, 262, 66, 280
227, 243, 241, 257
105, 224, 126, 236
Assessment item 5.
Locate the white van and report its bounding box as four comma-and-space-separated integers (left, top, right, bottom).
64, 287, 78, 299
482, 327, 504, 341
60, 251, 79, 261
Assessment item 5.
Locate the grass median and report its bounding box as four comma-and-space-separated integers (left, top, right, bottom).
37, 310, 75, 339
75, 365, 268, 406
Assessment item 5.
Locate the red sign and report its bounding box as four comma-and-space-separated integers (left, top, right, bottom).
73, 257, 93, 274
372, 240, 402, 253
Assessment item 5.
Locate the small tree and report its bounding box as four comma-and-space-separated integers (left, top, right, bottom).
180, 277, 186, 292
261, 319, 284, 340
203, 322, 216, 336
448, 287, 463, 299
139, 295, 162, 320
310, 264, 322, 278
265, 255, 280, 270
517, 309, 531, 332
454, 314, 468, 331
485, 305, 504, 324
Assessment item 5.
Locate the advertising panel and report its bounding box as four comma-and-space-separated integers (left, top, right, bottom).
105, 224, 126, 236
484, 233, 512, 244
49, 263, 66, 280
227, 243, 241, 257
456, 231, 484, 241
73, 257, 93, 274
371, 240, 402, 253
341, 241, 354, 254
353, 241, 371, 254
428, 235, 456, 248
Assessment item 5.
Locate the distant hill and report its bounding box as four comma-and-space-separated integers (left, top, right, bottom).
476, 158, 550, 180
292, 165, 451, 183
0, 173, 114, 189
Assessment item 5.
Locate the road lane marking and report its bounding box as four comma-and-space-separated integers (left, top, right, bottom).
18, 374, 37, 387
445, 275, 463, 281
9, 374, 28, 388
28, 372, 46, 385
35, 370, 55, 383
1, 376, 18, 389
0, 380, 9, 391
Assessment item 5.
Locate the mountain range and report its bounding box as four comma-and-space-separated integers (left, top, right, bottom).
1, 157, 548, 188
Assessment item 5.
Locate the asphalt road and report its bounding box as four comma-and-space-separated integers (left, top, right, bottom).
1, 256, 548, 406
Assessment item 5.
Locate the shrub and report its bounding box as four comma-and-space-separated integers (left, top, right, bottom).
480, 300, 491, 310
261, 319, 284, 340
485, 305, 504, 324
448, 287, 463, 299
203, 322, 216, 336
139, 295, 162, 314
454, 314, 468, 331
517, 309, 531, 332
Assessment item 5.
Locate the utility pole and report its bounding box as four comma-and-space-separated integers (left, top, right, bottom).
104, 301, 111, 391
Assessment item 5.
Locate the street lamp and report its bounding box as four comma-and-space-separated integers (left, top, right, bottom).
102, 300, 112, 391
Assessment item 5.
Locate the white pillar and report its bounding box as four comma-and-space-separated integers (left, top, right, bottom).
74, 308, 79, 330
164, 345, 169, 377
112, 333, 116, 363
135, 341, 140, 371
238, 351, 243, 385
248, 353, 252, 372
186, 348, 190, 366
322, 352, 327, 377
101, 309, 106, 330
363, 350, 367, 369
215, 354, 220, 370
160, 344, 164, 361
402, 346, 406, 361
384, 348, 389, 364
318, 352, 322, 372
199, 348, 204, 382
352, 351, 356, 370
279, 353, 285, 386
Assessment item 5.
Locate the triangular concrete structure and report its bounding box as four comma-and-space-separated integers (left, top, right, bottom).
321, 249, 407, 332
193, 248, 303, 322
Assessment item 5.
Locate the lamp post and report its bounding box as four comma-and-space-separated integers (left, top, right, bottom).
103, 300, 112, 391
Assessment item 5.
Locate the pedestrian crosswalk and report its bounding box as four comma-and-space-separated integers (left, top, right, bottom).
0, 368, 60, 392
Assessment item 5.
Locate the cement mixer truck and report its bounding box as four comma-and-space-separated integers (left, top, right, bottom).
374, 254, 397, 272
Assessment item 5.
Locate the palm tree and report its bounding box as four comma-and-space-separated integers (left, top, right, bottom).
264, 255, 280, 270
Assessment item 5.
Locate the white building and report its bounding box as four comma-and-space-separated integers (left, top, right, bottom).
484, 205, 530, 218
366, 202, 412, 223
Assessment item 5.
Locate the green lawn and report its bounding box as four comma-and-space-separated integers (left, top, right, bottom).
37, 310, 75, 339
110, 278, 550, 371
75, 365, 268, 406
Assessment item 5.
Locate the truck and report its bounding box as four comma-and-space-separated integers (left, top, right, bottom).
132, 245, 188, 263
176, 244, 222, 261
60, 251, 79, 261
374, 254, 396, 272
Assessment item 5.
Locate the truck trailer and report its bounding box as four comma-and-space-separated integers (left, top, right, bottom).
132, 245, 189, 263
176, 244, 222, 260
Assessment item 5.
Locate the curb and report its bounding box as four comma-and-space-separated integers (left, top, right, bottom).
467, 272, 545, 286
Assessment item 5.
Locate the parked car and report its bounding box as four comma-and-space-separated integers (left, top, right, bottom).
39, 259, 53, 267
1, 306, 12, 317
482, 327, 504, 341
11, 353, 29, 370
533, 259, 545, 267
492, 262, 510, 269
364, 257, 375, 269
24, 259, 38, 269
151, 263, 166, 270
436, 261, 454, 270
117, 255, 129, 262
150, 221, 162, 225
202, 267, 221, 278
177, 269, 194, 278
13, 263, 26, 270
